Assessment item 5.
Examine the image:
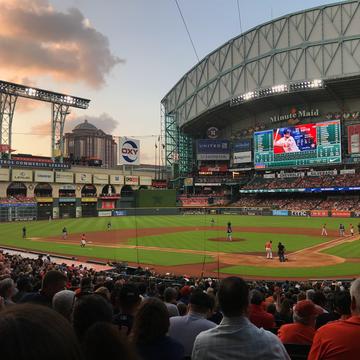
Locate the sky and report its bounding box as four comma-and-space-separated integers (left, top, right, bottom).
0, 0, 337, 163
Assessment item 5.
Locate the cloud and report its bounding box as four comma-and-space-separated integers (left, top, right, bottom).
0, 0, 123, 88
31, 112, 118, 136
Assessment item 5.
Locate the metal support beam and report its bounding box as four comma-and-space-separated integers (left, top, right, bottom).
51, 103, 70, 161
0, 93, 18, 159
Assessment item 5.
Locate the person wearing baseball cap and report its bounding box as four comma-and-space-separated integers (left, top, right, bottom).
278, 300, 317, 345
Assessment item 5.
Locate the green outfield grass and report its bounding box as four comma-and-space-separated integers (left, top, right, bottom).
323, 239, 360, 258
0, 215, 359, 278
129, 231, 326, 253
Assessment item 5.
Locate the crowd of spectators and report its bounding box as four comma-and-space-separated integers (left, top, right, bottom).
1, 250, 360, 359
241, 173, 360, 191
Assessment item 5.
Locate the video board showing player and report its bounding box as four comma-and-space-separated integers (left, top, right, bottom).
273, 124, 317, 154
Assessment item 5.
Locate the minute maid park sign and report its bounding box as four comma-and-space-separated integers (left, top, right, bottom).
270, 108, 320, 124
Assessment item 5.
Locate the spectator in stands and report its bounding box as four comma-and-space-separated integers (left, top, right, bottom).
164, 287, 179, 317
82, 322, 137, 360
0, 278, 16, 307
276, 298, 294, 325
20, 270, 67, 307
12, 276, 32, 303
177, 302, 187, 316
52, 290, 76, 321
316, 291, 351, 329
0, 304, 83, 360
278, 300, 317, 345
113, 283, 141, 335
131, 297, 184, 360
308, 278, 360, 359
249, 289, 276, 330
72, 294, 113, 342
168, 290, 216, 357
178, 285, 192, 305
192, 277, 290, 359
78, 277, 93, 296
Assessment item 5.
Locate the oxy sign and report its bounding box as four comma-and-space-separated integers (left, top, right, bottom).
118, 137, 140, 165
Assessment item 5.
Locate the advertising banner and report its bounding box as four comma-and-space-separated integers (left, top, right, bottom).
254, 120, 341, 169
110, 174, 124, 184
12, 169, 32, 182
196, 139, 230, 160
139, 176, 152, 186
152, 180, 167, 188
59, 184, 76, 190
81, 197, 98, 202
0, 159, 69, 169
0, 168, 10, 181
98, 210, 112, 217
233, 140, 252, 164
125, 175, 138, 185
113, 210, 127, 216
199, 165, 228, 172
272, 210, 289, 216
75, 172, 92, 184
59, 198, 76, 203
290, 210, 309, 217
233, 151, 252, 164
118, 137, 140, 165
34, 170, 54, 183
331, 210, 351, 218
311, 210, 329, 217
348, 124, 360, 154
93, 174, 108, 184
55, 172, 73, 183
36, 197, 53, 203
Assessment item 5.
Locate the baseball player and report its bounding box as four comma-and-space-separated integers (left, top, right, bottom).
210, 218, 215, 227
226, 222, 232, 241
62, 227, 68, 240
80, 233, 87, 248
321, 224, 328, 236
107, 221, 112, 231
274, 129, 300, 153
350, 224, 354, 236
265, 240, 273, 259
339, 224, 345, 236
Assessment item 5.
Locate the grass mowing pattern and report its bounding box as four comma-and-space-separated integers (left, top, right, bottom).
129, 231, 326, 253
323, 240, 360, 258
0, 215, 359, 276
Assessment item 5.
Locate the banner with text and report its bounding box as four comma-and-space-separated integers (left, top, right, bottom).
12, 169, 32, 182
55, 172, 73, 183
233, 140, 252, 164
348, 124, 360, 154
34, 170, 54, 183
75, 173, 92, 184
118, 137, 140, 165
93, 174, 109, 184
196, 139, 229, 160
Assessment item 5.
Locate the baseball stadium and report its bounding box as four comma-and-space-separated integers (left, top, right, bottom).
1, 1, 360, 281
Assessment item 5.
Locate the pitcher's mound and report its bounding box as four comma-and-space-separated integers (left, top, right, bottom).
208, 237, 245, 243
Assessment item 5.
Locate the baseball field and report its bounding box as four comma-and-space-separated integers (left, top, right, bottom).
0, 214, 359, 279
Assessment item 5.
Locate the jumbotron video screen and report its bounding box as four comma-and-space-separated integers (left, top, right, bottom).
254, 120, 341, 169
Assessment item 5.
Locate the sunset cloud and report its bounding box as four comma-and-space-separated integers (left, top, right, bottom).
0, 0, 123, 88
31, 112, 118, 136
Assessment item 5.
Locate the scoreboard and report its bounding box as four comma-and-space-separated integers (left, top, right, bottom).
254, 120, 341, 169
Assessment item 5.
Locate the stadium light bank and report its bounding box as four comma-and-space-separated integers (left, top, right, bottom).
230, 79, 324, 107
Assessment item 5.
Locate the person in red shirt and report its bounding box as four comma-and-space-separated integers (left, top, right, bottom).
278, 300, 317, 345
249, 290, 275, 330
308, 278, 360, 360
265, 240, 273, 259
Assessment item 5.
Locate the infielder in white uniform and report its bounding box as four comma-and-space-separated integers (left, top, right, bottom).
274, 129, 300, 153
321, 224, 328, 236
